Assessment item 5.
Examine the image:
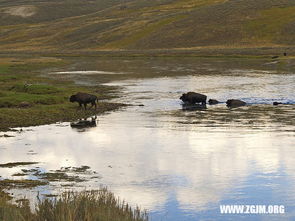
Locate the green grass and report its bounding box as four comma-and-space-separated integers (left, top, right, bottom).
0, 65, 10, 74
0, 91, 64, 108
105, 15, 188, 49
10, 84, 62, 94
0, 57, 124, 131
245, 6, 295, 44
0, 83, 65, 107
0, 188, 148, 221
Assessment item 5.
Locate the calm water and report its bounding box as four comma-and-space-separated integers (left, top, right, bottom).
1, 58, 295, 220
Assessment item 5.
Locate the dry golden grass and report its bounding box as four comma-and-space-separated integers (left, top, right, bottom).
0, 188, 149, 221
1, 0, 295, 52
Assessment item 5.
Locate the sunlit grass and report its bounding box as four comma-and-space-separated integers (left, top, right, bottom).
245, 6, 295, 44
0, 188, 149, 221
36, 189, 148, 221
1, 0, 295, 51
104, 15, 187, 49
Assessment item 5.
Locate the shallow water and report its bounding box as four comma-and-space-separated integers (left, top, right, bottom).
1, 58, 295, 220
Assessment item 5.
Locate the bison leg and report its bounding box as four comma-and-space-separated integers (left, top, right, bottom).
83, 103, 87, 110
93, 101, 97, 110
89, 101, 96, 109
77, 102, 82, 109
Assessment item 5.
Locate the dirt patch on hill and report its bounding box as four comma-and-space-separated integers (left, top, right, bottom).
4, 6, 36, 18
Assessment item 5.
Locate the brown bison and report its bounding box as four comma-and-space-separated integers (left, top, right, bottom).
180, 92, 207, 105
273, 102, 283, 106
208, 99, 219, 105
226, 99, 246, 108
70, 92, 98, 109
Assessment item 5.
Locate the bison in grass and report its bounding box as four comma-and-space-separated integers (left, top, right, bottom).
180, 92, 207, 105
70, 92, 98, 110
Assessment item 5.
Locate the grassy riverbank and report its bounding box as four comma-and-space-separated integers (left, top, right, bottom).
0, 56, 124, 131
0, 188, 148, 221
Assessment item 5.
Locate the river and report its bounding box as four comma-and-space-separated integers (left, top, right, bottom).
1, 57, 295, 220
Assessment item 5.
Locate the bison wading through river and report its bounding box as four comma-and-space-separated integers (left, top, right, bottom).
180, 92, 207, 105
226, 99, 246, 108
70, 92, 98, 110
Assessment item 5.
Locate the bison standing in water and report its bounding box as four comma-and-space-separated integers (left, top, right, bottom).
226, 99, 246, 108
70, 92, 98, 110
208, 99, 219, 105
180, 92, 207, 105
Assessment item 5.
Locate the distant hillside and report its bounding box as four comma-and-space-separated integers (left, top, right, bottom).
1, 0, 295, 52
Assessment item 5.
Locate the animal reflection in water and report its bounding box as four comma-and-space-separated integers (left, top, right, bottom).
70, 116, 97, 129
181, 103, 207, 111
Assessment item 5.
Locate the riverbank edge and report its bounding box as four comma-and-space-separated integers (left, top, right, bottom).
1, 46, 295, 59
1, 48, 294, 132
0, 56, 126, 132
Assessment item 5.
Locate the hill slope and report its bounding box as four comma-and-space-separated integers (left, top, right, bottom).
1, 0, 295, 52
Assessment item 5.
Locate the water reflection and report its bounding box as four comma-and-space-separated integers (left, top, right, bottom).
70, 116, 98, 131
1, 59, 295, 220
181, 103, 207, 111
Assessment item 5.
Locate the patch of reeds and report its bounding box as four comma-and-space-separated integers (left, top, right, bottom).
0, 188, 149, 221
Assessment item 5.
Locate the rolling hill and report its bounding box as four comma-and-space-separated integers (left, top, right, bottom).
1, 0, 295, 53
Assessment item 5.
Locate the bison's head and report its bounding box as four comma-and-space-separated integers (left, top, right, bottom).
180, 94, 187, 102
69, 95, 77, 102
226, 99, 232, 106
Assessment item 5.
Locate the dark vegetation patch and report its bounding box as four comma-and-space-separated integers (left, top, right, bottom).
0, 134, 14, 137
7, 166, 98, 184
0, 162, 38, 168
58, 165, 93, 173
29, 166, 97, 183
0, 179, 48, 188
42, 194, 58, 198
12, 173, 27, 177
34, 171, 85, 183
